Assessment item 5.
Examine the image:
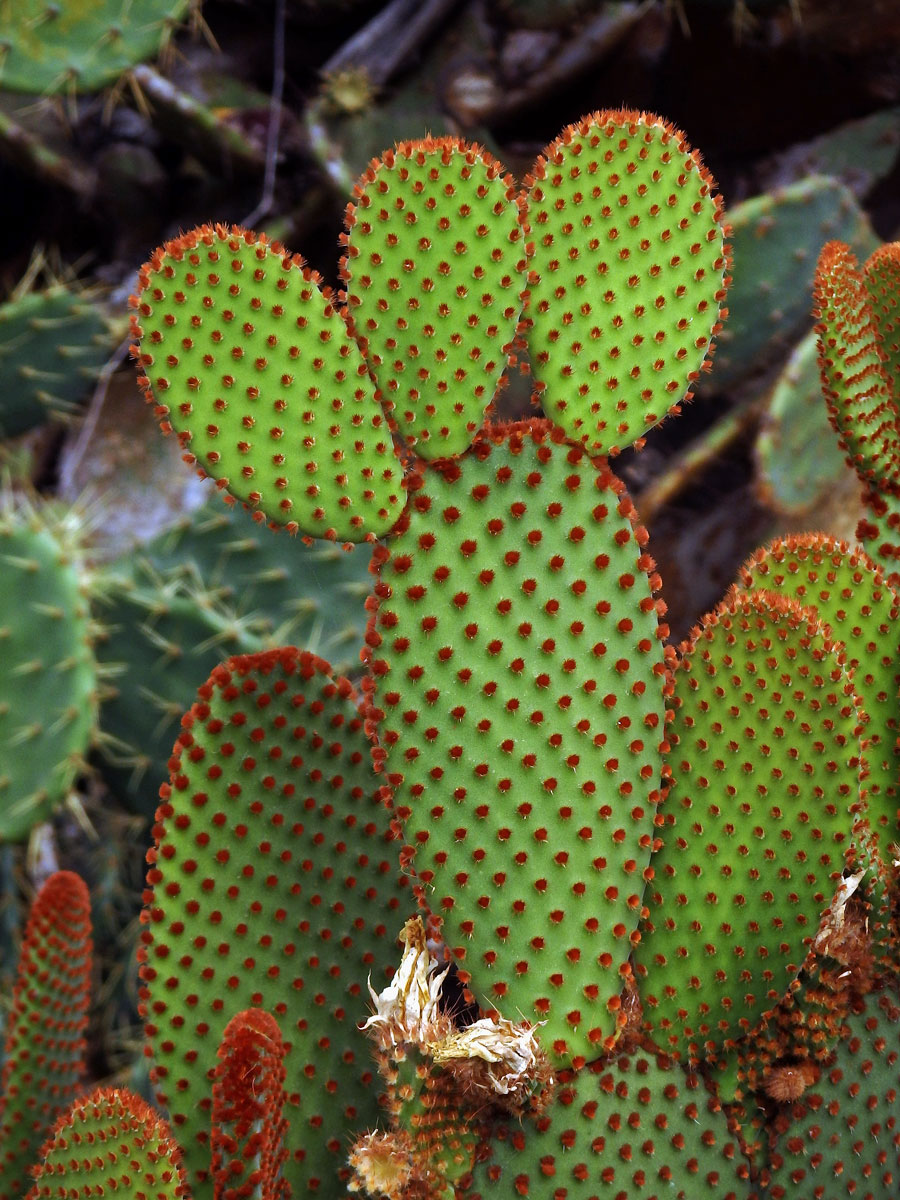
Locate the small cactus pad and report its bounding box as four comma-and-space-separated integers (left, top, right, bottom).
856, 483, 900, 588
736, 534, 900, 837
367, 420, 667, 1063
0, 0, 191, 95
0, 502, 98, 841
130, 223, 403, 541
342, 137, 523, 458
0, 871, 92, 1200
767, 994, 900, 1199
634, 589, 865, 1063
211, 1010, 289, 1200
813, 240, 900, 491
521, 110, 729, 455
25, 1088, 188, 1200
467, 1051, 751, 1200
863, 242, 900, 400
139, 647, 408, 1197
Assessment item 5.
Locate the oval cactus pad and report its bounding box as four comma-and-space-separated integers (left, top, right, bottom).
139, 647, 408, 1196
130, 223, 403, 541
522, 110, 729, 455
367, 420, 668, 1064
635, 590, 865, 1064
343, 137, 523, 458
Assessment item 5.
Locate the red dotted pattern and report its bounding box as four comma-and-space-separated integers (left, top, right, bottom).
139, 647, 406, 1196
130, 223, 403, 541
0, 871, 92, 1200
522, 109, 729, 456
636, 590, 865, 1062
366, 420, 668, 1063
813, 240, 900, 491
343, 137, 523, 459
864, 241, 900, 403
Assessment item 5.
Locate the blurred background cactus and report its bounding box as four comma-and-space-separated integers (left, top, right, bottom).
1, 0, 900, 1197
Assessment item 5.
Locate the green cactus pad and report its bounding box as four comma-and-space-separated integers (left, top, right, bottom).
25, 1087, 188, 1200
864, 242, 900, 400
767, 994, 900, 1199
211, 1010, 289, 1200
139, 647, 409, 1198
0, 0, 191, 95
521, 109, 729, 455
467, 1051, 751, 1200
342, 137, 523, 458
366, 419, 667, 1064
0, 872, 92, 1200
736, 534, 900, 838
713, 176, 878, 391
856, 483, 900, 589
0, 502, 98, 841
130, 223, 403, 541
634, 589, 865, 1064
0, 283, 115, 437
813, 240, 900, 491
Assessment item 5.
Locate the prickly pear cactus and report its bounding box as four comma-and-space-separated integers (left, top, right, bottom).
0, 0, 193, 95
0, 498, 98, 841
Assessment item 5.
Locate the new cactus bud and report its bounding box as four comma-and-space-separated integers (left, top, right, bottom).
342, 137, 524, 458
0, 871, 92, 1200
366, 418, 668, 1064
521, 109, 730, 455
130, 223, 404, 541
25, 1088, 189, 1200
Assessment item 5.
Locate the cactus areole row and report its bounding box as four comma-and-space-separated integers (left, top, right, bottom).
6, 109, 899, 1200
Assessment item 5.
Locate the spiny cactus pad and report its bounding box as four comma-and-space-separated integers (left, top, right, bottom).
367, 420, 667, 1064
0, 502, 98, 841
813, 240, 900, 492
25, 1087, 188, 1199
521, 110, 729, 455
634, 589, 865, 1064
0, 871, 92, 1200
0, 0, 192, 95
139, 647, 408, 1197
863, 242, 900, 401
467, 1051, 751, 1199
130, 223, 403, 541
767, 993, 900, 1199
736, 533, 900, 837
342, 137, 523, 458
211, 1009, 289, 1200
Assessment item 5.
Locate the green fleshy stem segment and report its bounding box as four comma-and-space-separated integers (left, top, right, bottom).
139, 647, 409, 1199
736, 533, 900, 837
813, 240, 900, 492
26, 1088, 187, 1199
130, 223, 404, 541
634, 589, 865, 1064
864, 243, 900, 402
712, 176, 878, 391
0, 510, 98, 841
0, 872, 92, 1200
857, 483, 900, 589
0, 284, 114, 436
0, 0, 191, 94
521, 109, 729, 455
342, 137, 523, 458
767, 994, 900, 1198
466, 1051, 752, 1200
366, 419, 667, 1064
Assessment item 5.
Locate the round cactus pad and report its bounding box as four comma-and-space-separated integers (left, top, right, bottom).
467, 1051, 751, 1200
0, 1, 191, 95
25, 1089, 188, 1200
522, 110, 729, 455
131, 224, 403, 541
635, 590, 865, 1063
367, 421, 667, 1063
343, 137, 523, 458
813, 241, 900, 492
139, 647, 408, 1196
